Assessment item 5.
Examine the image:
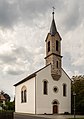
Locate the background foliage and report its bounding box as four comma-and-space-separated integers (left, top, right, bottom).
71, 75, 84, 115
0, 91, 15, 111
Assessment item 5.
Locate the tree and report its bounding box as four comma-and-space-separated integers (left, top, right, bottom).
5, 101, 15, 111
71, 75, 84, 114
0, 91, 10, 102
3, 93, 10, 102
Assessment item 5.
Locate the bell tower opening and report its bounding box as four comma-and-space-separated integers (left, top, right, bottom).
45, 8, 62, 80
48, 41, 50, 52
56, 40, 59, 51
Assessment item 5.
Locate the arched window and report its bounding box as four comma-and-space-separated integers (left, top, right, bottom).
63, 84, 67, 96
56, 40, 59, 51
57, 61, 59, 68
24, 90, 27, 102
48, 41, 50, 52
21, 91, 23, 103
43, 80, 48, 95
21, 86, 27, 103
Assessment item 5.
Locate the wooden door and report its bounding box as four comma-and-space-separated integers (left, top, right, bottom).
53, 105, 58, 114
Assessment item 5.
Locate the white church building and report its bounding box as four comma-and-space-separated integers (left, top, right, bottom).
14, 11, 71, 114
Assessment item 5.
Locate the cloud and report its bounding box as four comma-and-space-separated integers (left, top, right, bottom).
0, 40, 45, 75
0, 0, 50, 28
0, 0, 84, 77
58, 0, 84, 32
0, 43, 32, 75
0, 0, 19, 28
62, 11, 84, 77
0, 0, 83, 35
3, 65, 25, 75
0, 0, 69, 28
0, 0, 84, 99
0, 0, 84, 30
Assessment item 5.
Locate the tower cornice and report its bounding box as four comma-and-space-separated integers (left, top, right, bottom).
45, 32, 62, 42
45, 53, 63, 59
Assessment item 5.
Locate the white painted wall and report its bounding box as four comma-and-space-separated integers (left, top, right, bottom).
36, 65, 71, 114
15, 77, 35, 114
15, 64, 71, 114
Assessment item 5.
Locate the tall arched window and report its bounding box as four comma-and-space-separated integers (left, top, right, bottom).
21, 91, 23, 103
43, 80, 48, 95
63, 84, 67, 96
24, 90, 27, 102
57, 61, 59, 68
48, 41, 50, 52
56, 40, 59, 51
21, 86, 27, 103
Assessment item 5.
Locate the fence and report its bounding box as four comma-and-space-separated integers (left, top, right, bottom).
0, 111, 14, 119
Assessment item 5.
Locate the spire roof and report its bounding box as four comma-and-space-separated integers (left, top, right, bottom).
50, 10, 57, 36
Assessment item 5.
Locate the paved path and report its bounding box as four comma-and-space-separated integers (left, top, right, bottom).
14, 113, 84, 119
14, 113, 48, 119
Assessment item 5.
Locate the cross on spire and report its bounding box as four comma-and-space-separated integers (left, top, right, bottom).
50, 6, 57, 36
52, 6, 55, 13
52, 6, 55, 19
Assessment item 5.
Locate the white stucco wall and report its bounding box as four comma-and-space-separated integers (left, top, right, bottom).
15, 64, 71, 114
36, 65, 71, 114
15, 77, 36, 114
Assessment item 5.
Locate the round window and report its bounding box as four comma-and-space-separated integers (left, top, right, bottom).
53, 86, 58, 93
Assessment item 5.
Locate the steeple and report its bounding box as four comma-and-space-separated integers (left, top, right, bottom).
50, 7, 57, 36
45, 8, 62, 80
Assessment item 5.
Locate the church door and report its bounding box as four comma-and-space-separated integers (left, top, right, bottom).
53, 105, 58, 114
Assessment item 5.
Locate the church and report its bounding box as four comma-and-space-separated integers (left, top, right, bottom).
14, 10, 71, 114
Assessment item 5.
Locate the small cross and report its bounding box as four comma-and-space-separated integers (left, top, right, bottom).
52, 6, 55, 12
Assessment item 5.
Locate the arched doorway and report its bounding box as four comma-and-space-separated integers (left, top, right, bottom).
53, 105, 58, 114
52, 100, 59, 114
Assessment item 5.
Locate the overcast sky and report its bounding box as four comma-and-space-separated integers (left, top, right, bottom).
0, 0, 84, 100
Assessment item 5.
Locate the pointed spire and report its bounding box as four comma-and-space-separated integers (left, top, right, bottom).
50, 7, 57, 36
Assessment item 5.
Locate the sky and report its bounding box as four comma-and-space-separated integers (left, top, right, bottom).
0, 0, 84, 100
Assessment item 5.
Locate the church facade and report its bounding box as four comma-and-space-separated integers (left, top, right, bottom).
14, 11, 71, 114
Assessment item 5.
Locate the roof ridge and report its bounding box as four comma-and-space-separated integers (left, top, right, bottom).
14, 64, 51, 86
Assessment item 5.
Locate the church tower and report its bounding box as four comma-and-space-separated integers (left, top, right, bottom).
45, 10, 62, 80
